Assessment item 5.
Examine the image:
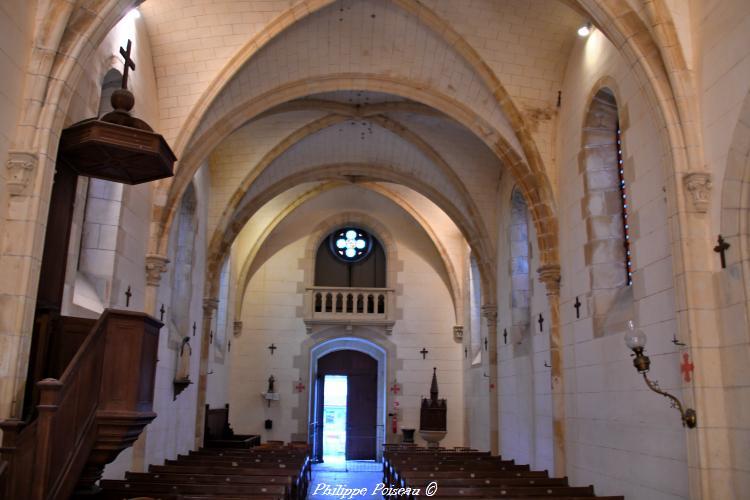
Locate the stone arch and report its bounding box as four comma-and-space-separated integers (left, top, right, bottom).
293, 334, 400, 459
579, 85, 634, 337
209, 108, 491, 293
157, 75, 546, 271
203, 162, 494, 309
233, 183, 463, 324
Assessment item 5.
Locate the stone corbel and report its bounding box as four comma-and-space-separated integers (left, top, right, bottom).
683, 172, 712, 213
145, 254, 170, 287
453, 325, 464, 341
233, 321, 243, 338
6, 151, 38, 196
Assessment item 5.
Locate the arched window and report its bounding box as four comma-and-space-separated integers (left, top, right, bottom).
469, 254, 482, 364
509, 188, 531, 345
67, 69, 126, 314
170, 183, 198, 338
314, 227, 385, 287
581, 87, 633, 336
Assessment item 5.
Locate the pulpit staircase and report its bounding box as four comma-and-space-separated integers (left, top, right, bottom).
0, 309, 162, 500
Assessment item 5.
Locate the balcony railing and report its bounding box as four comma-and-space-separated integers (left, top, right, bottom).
303, 286, 396, 334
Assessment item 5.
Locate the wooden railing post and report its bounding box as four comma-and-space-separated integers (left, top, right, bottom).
32, 378, 63, 500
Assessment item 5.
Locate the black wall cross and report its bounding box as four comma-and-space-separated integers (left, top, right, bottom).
464, 347, 468, 359
714, 235, 730, 269
503, 328, 508, 344
538, 313, 544, 332
209, 330, 213, 344
125, 285, 132, 307
192, 322, 196, 337
420, 347, 429, 360
268, 343, 277, 355
484, 337, 488, 351
574, 297, 581, 319
160, 304, 166, 321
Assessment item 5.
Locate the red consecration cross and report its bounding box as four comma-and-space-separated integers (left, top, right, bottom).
390, 382, 401, 395
294, 380, 305, 393
681, 352, 694, 383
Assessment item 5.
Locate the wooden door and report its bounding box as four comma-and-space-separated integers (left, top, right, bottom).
345, 370, 377, 459
316, 350, 377, 460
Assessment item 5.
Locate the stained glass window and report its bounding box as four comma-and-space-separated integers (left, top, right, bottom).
329, 228, 372, 262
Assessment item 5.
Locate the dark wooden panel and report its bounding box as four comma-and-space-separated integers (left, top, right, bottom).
314, 237, 386, 287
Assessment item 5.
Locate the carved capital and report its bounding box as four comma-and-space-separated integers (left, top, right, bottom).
537, 264, 561, 296
203, 298, 219, 315
145, 254, 170, 287
233, 321, 243, 338
481, 304, 498, 327
683, 172, 712, 213
453, 325, 464, 341
6, 151, 37, 196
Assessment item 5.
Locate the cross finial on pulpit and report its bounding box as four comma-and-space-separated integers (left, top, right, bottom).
574, 297, 581, 319
420, 347, 429, 360
538, 313, 544, 332
119, 40, 136, 89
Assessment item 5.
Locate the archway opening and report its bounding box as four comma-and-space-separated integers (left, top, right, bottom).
313, 350, 377, 463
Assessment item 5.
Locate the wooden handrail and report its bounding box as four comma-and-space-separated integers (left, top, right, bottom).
0, 309, 162, 500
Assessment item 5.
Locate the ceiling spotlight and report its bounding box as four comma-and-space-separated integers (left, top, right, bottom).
577, 22, 592, 37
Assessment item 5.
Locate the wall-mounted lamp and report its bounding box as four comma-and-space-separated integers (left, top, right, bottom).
624, 321, 697, 428
577, 22, 592, 37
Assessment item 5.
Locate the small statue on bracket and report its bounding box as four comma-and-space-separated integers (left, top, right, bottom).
267, 375, 276, 394
175, 337, 192, 382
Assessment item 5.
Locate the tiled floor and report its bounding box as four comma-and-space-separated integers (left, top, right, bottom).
308, 461, 383, 499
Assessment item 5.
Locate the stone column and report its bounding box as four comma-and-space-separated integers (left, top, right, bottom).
131, 254, 169, 471
144, 254, 169, 316
482, 303, 499, 455
537, 264, 565, 476
195, 297, 219, 448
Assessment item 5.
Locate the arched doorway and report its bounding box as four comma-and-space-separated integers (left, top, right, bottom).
311, 349, 379, 462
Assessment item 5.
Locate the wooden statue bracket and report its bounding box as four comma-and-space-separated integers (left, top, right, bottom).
173, 378, 192, 401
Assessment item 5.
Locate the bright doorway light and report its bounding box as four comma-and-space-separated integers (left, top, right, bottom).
322, 375, 347, 464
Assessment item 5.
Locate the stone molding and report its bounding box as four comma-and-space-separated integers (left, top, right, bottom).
537, 264, 561, 296
145, 254, 170, 287
6, 151, 38, 196
683, 172, 712, 213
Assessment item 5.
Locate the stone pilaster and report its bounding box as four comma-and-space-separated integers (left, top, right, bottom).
537, 264, 565, 476
481, 303, 499, 455
144, 254, 169, 316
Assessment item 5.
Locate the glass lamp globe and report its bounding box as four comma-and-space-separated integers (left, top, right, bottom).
623, 320, 647, 350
